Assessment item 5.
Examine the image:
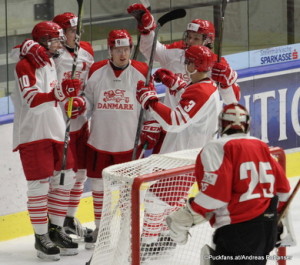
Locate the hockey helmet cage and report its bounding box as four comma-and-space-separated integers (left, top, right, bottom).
184, 45, 214, 72
219, 103, 250, 136
107, 29, 133, 49
32, 21, 65, 45
52, 12, 78, 30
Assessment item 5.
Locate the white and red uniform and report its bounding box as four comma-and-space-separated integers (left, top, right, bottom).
140, 33, 239, 153
83, 59, 148, 227
149, 78, 221, 152
12, 58, 66, 152
84, 59, 148, 155
55, 41, 94, 133
191, 133, 291, 228
11, 56, 76, 235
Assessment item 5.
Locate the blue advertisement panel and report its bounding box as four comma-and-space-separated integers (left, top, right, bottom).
238, 66, 300, 150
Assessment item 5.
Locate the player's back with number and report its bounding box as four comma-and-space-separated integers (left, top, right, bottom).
195, 133, 290, 228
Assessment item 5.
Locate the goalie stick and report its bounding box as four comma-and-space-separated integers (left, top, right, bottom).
60, 0, 84, 185
278, 178, 300, 223
132, 8, 187, 160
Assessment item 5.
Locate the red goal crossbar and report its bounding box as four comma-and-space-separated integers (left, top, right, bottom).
130, 147, 287, 265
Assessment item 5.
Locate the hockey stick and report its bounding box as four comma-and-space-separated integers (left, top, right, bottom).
132, 0, 151, 60
60, 0, 84, 185
132, 8, 187, 160
216, 0, 228, 62
278, 178, 300, 223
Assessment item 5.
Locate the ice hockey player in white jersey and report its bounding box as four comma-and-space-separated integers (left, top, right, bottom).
11, 21, 82, 260
15, 12, 95, 241
128, 3, 240, 154
68, 29, 155, 249
167, 103, 291, 265
136, 45, 222, 256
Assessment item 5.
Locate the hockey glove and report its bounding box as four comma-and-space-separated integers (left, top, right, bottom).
140, 120, 162, 150
211, 61, 237, 88
20, 39, 51, 68
64, 96, 86, 119
54, 79, 82, 102
166, 198, 208, 245
136, 80, 158, 109
153, 68, 187, 96
127, 3, 156, 34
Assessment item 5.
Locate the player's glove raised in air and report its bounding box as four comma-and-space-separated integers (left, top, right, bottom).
140, 120, 162, 150
64, 96, 86, 119
20, 39, 51, 68
166, 198, 209, 245
153, 68, 187, 96
127, 3, 156, 34
211, 60, 237, 88
136, 80, 158, 109
54, 79, 82, 102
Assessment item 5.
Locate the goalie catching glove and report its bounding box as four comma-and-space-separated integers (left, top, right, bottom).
136, 80, 158, 109
127, 3, 156, 34
20, 39, 51, 68
64, 96, 86, 119
54, 79, 82, 102
140, 120, 162, 150
153, 68, 187, 96
211, 60, 237, 88
166, 198, 209, 245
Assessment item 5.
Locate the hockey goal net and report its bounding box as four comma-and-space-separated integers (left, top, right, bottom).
89, 147, 287, 265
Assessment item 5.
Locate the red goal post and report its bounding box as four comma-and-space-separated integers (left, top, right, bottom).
89, 147, 287, 265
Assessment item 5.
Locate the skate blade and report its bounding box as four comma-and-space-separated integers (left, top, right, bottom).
85, 242, 95, 250
59, 248, 79, 256
37, 250, 60, 261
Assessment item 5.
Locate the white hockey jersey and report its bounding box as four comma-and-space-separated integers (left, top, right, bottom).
84, 59, 148, 153
140, 32, 239, 153
54, 41, 94, 132
11, 58, 65, 151
149, 78, 221, 153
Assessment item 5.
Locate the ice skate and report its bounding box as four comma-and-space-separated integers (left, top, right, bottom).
49, 223, 79, 256
34, 233, 60, 261
84, 228, 99, 250
64, 216, 93, 241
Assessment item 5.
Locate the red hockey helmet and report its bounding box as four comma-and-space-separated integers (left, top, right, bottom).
184, 45, 214, 72
32, 21, 64, 45
184, 19, 215, 48
107, 29, 133, 49
219, 103, 250, 136
52, 12, 78, 30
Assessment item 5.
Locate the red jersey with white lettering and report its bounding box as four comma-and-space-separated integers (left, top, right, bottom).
12, 58, 65, 151
84, 59, 148, 153
55, 41, 94, 132
191, 133, 291, 228
149, 78, 221, 152
140, 32, 240, 154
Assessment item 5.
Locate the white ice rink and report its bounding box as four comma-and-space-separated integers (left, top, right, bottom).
0, 177, 299, 265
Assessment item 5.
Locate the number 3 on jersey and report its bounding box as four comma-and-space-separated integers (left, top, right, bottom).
239, 161, 275, 202
183, 100, 196, 112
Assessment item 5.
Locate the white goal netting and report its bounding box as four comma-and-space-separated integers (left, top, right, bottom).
90, 148, 214, 265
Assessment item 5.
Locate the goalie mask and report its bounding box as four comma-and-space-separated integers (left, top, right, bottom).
32, 21, 65, 49
52, 12, 78, 30
184, 19, 215, 49
184, 45, 214, 73
219, 103, 250, 136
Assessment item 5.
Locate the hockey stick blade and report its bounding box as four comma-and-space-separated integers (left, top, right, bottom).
157, 8, 186, 28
